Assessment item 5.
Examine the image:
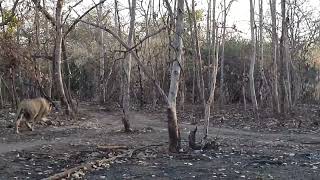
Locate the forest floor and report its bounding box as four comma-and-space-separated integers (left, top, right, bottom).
0, 103, 320, 179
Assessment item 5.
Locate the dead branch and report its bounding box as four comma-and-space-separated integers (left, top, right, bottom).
42, 144, 164, 180
97, 145, 128, 151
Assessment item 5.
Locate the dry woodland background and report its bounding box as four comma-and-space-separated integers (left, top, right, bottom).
0, 0, 320, 179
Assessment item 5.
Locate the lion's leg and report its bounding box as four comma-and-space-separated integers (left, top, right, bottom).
35, 108, 44, 122
25, 113, 37, 131
25, 121, 34, 131
16, 118, 22, 134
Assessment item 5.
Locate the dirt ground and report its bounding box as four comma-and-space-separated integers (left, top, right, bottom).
0, 103, 320, 180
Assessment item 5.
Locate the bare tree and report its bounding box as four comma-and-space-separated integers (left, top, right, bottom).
121, 0, 137, 132
53, 0, 71, 114
165, 0, 184, 152
249, 0, 258, 112
258, 0, 269, 106
191, 0, 205, 111
203, 0, 218, 140
219, 0, 227, 105
280, 0, 292, 113
269, 0, 280, 114
97, 0, 106, 103
207, 0, 212, 89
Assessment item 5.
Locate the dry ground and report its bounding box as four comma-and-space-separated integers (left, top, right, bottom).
0, 103, 320, 179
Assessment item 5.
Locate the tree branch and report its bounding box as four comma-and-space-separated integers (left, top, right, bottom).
63, 0, 84, 24
64, 0, 108, 38
31, 0, 56, 26
126, 26, 167, 53
80, 19, 169, 105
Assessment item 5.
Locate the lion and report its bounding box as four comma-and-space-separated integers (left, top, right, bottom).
15, 97, 53, 133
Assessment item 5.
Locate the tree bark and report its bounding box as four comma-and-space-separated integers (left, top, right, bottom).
269, 0, 280, 114
167, 0, 184, 152
203, 6, 218, 139
10, 68, 18, 109
53, 0, 70, 114
0, 76, 3, 108
249, 0, 258, 112
122, 0, 136, 132
280, 0, 292, 112
192, 0, 205, 110
97, 1, 106, 103
185, 1, 198, 106
207, 0, 212, 89
258, 0, 270, 107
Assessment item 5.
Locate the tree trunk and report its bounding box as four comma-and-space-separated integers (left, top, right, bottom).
114, 0, 123, 105
0, 76, 3, 108
167, 0, 184, 152
137, 65, 144, 108
43, 0, 52, 98
179, 55, 185, 110
203, 6, 218, 139
269, 0, 280, 114
97, 1, 106, 103
54, 0, 71, 114
279, 0, 291, 114
122, 0, 136, 132
249, 0, 258, 112
258, 0, 265, 104
207, 0, 212, 90
192, 0, 205, 110
10, 68, 18, 109
185, 0, 198, 124
220, 0, 227, 105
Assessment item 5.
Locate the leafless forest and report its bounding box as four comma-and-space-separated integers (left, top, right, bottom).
0, 0, 320, 179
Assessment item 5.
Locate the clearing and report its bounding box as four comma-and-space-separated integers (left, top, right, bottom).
0, 103, 320, 179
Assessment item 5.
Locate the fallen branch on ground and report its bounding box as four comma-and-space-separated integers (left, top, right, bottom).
42, 152, 129, 180
42, 144, 164, 180
128, 143, 164, 157
97, 145, 128, 151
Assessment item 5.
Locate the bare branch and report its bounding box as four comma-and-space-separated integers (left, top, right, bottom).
80, 19, 169, 105
126, 26, 167, 53
31, 0, 56, 26
64, 0, 108, 38
64, 0, 84, 24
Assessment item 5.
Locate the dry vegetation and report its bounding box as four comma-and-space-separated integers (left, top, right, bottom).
0, 0, 320, 179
